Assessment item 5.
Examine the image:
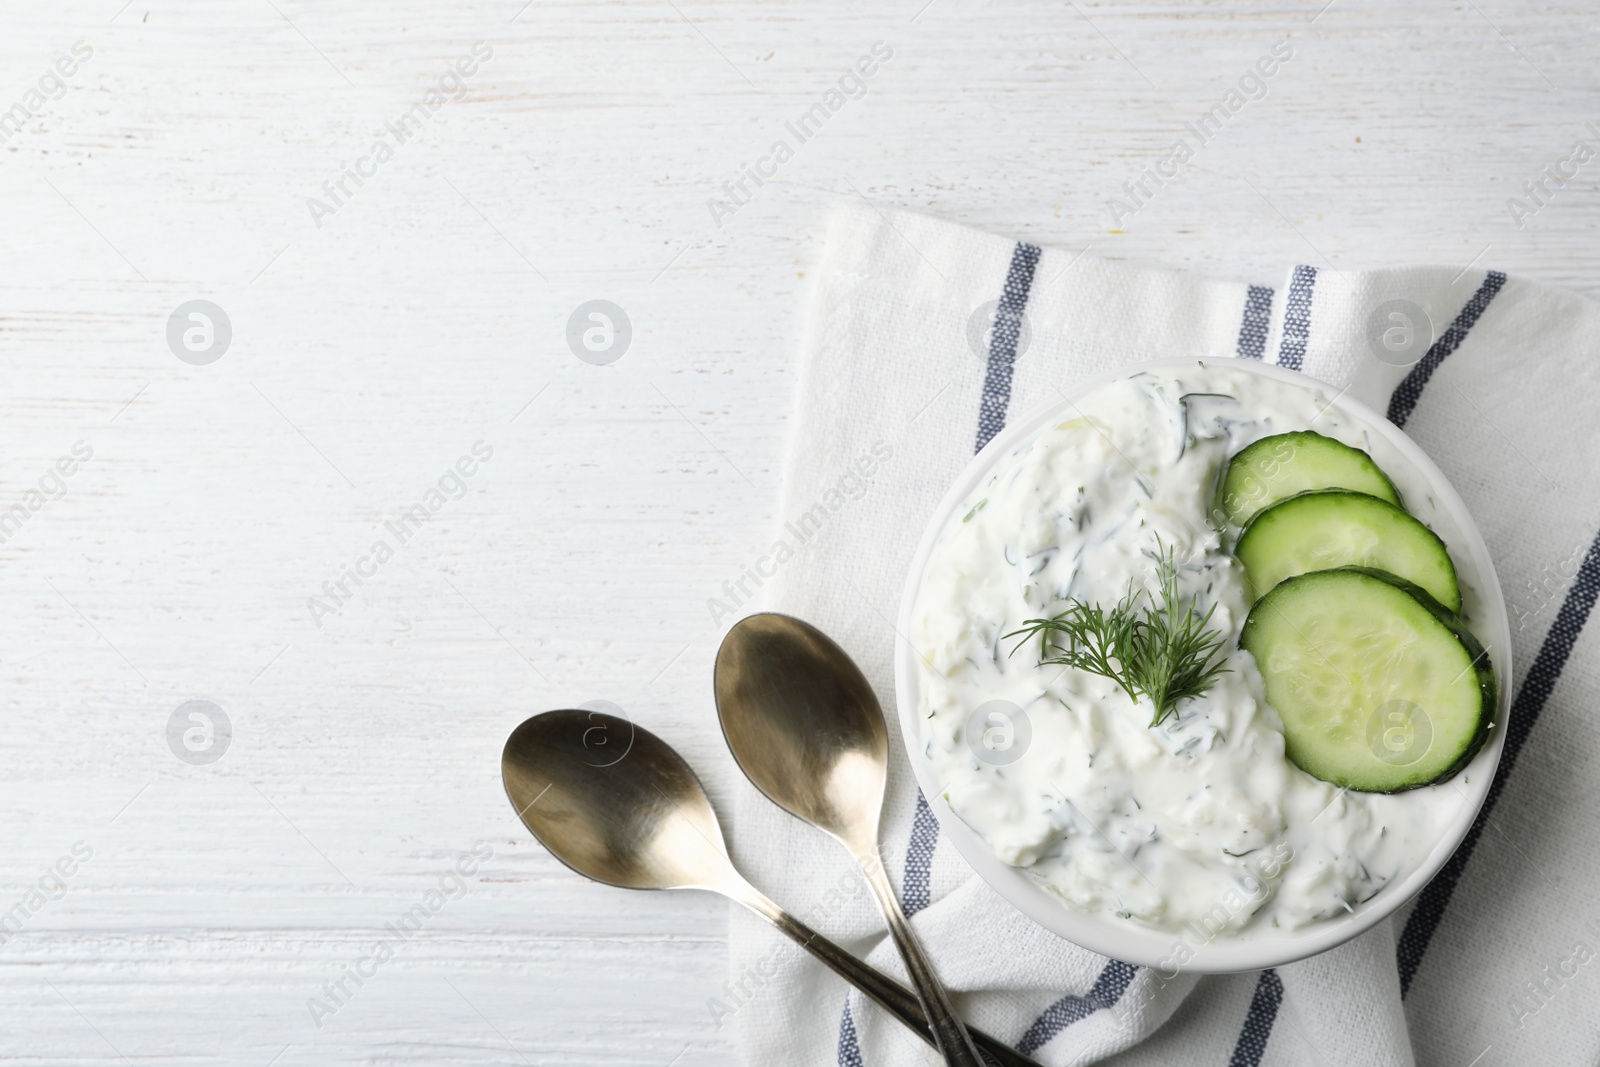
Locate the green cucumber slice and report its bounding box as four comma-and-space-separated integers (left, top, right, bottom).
1239, 568, 1494, 793
1218, 431, 1401, 527
1236, 490, 1462, 612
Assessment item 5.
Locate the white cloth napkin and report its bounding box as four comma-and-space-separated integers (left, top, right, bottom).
722, 202, 1600, 1067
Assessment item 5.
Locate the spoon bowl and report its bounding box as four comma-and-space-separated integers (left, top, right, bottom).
713, 612, 888, 847
501, 709, 733, 893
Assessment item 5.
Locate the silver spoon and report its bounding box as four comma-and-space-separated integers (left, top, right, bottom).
501, 709, 1038, 1067
714, 613, 987, 1067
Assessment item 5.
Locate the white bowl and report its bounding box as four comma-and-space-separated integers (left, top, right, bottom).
894, 357, 1511, 973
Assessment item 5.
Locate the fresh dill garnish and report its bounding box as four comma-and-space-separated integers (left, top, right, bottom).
1005, 540, 1230, 727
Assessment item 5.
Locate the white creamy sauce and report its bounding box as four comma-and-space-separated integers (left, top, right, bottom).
911, 365, 1461, 938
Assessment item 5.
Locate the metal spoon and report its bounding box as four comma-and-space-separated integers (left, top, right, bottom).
714, 613, 987, 1067
501, 709, 1038, 1067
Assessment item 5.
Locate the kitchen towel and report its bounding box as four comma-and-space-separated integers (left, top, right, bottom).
722, 201, 1600, 1067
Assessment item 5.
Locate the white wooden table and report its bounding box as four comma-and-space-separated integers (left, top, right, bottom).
1, 1, 1595, 1063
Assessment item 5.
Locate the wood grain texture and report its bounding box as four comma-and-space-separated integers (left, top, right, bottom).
0, 0, 1595, 1063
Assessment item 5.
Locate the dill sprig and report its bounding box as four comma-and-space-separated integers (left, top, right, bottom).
1005, 541, 1230, 727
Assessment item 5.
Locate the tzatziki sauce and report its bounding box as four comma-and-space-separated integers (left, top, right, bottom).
910, 365, 1458, 938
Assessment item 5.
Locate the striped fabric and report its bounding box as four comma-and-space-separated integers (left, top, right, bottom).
974, 243, 1042, 452
732, 202, 1600, 1067
1016, 961, 1139, 1056
1276, 265, 1316, 371
1387, 271, 1507, 429
1229, 970, 1283, 1067
1236, 285, 1275, 360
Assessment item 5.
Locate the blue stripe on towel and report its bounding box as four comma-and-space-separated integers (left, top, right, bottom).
902, 790, 941, 916
1236, 285, 1274, 360
974, 242, 1043, 452
1276, 265, 1316, 371
1386, 270, 1507, 429
837, 1002, 865, 1067
1397, 527, 1600, 994
1016, 959, 1139, 1055
1228, 969, 1284, 1067
838, 242, 1048, 1067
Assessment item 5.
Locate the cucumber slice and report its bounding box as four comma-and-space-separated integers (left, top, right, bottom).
1218, 431, 1401, 527
1240, 568, 1494, 792
1236, 490, 1462, 612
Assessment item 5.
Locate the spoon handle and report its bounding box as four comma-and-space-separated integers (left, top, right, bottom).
737, 887, 1035, 1067
856, 857, 987, 1067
